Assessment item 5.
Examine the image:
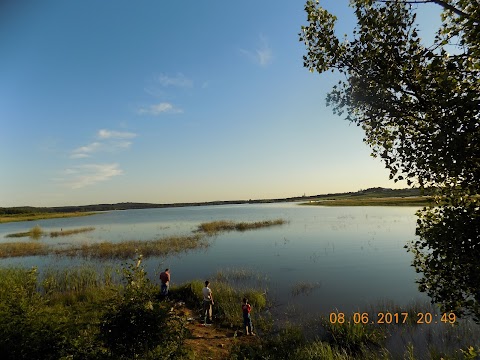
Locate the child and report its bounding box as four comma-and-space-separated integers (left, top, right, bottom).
242, 297, 255, 336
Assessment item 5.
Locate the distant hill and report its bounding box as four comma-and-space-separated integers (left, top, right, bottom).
0, 187, 422, 215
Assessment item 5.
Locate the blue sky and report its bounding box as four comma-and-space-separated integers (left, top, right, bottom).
0, 1, 441, 207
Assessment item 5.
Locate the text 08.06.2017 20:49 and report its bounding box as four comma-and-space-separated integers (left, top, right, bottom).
329, 312, 457, 325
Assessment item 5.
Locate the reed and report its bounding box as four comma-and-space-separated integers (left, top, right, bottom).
41, 265, 116, 294
49, 227, 95, 237
0, 242, 48, 258
321, 315, 385, 354
197, 219, 287, 234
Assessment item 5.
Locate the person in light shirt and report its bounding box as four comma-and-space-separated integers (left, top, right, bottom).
202, 280, 214, 324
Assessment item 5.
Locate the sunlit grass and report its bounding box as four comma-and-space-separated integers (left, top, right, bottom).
0, 212, 96, 224
197, 219, 287, 234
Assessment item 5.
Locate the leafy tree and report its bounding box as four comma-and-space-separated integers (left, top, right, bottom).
300, 0, 479, 319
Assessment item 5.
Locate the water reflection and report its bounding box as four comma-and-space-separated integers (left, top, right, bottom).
1, 204, 426, 313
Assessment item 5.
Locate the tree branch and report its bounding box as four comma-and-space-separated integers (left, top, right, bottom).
375, 0, 471, 19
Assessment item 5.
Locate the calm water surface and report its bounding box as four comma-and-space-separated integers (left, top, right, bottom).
0, 203, 427, 314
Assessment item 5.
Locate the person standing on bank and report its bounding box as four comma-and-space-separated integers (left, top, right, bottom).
242, 297, 255, 336
159, 268, 170, 296
202, 280, 214, 324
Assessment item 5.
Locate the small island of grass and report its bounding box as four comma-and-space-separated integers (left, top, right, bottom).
196, 219, 287, 234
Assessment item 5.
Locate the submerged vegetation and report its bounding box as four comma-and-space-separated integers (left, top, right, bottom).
291, 281, 321, 297
197, 219, 287, 234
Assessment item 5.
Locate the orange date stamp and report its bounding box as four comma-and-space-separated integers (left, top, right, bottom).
329, 311, 456, 325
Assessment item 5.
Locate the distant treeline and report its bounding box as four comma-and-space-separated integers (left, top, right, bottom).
0, 187, 422, 215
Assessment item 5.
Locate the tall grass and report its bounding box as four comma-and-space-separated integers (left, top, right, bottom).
197, 219, 287, 234
41, 266, 116, 294
321, 316, 385, 354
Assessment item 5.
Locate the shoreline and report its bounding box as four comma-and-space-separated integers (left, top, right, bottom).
0, 187, 425, 223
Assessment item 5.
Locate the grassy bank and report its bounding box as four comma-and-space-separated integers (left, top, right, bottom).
0, 211, 97, 224
0, 260, 190, 359
302, 196, 434, 206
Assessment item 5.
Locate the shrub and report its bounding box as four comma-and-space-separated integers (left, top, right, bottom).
0, 268, 68, 360
99, 256, 188, 359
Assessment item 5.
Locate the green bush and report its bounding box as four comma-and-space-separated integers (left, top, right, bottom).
0, 268, 68, 360
99, 256, 188, 359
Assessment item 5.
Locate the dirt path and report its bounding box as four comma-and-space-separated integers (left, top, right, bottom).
175, 303, 257, 360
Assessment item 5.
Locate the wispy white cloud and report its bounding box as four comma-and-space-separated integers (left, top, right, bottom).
63, 163, 123, 189
158, 73, 193, 88
97, 129, 137, 140
71, 142, 102, 158
70, 130, 137, 158
240, 34, 272, 67
70, 153, 90, 159
138, 102, 183, 115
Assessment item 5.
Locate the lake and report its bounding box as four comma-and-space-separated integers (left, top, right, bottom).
0, 203, 427, 315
